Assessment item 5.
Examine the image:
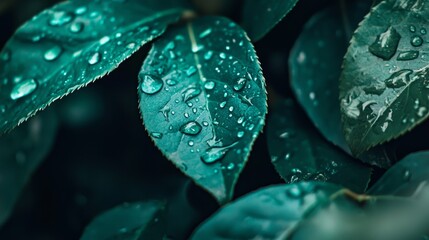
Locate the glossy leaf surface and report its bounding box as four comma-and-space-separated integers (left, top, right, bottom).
267, 100, 371, 193
0, 110, 58, 226
80, 201, 167, 240
138, 16, 267, 204
241, 0, 299, 41
340, 0, 429, 155
0, 0, 186, 133
289, 1, 393, 167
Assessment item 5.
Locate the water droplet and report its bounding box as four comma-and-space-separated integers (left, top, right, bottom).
204, 81, 215, 90
1, 49, 11, 62
180, 121, 202, 135
140, 75, 163, 95
410, 25, 416, 33
286, 186, 301, 198
199, 28, 212, 38
237, 117, 244, 124
219, 52, 226, 59
226, 163, 235, 170
204, 51, 213, 60
233, 78, 247, 91
183, 87, 201, 102
75, 6, 87, 15
417, 106, 427, 117
166, 79, 177, 86
403, 169, 411, 181
151, 132, 163, 139
10, 79, 38, 100
397, 50, 419, 61
369, 26, 401, 60
411, 36, 423, 47
188, 140, 194, 146
363, 82, 386, 95
127, 42, 136, 49
202, 121, 209, 126
200, 143, 237, 164
70, 22, 84, 33
49, 11, 74, 26
228, 106, 234, 112
219, 101, 227, 108
385, 69, 413, 88
186, 66, 197, 76
44, 46, 62, 61
237, 131, 244, 138
165, 41, 175, 50
88, 52, 101, 65
99, 36, 110, 45
421, 28, 427, 35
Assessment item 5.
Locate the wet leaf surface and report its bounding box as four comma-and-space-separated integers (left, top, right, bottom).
0, 0, 187, 133
138, 16, 267, 204
0, 109, 58, 227
289, 1, 394, 168
267, 99, 371, 193
340, 0, 429, 155
80, 201, 167, 240
241, 0, 300, 41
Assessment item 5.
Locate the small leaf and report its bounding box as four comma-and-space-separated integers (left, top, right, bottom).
0, 0, 187, 133
241, 0, 299, 41
289, 1, 394, 168
369, 151, 429, 195
138, 16, 267, 204
80, 201, 167, 240
190, 182, 342, 240
267, 99, 371, 193
340, 0, 429, 155
0, 110, 58, 227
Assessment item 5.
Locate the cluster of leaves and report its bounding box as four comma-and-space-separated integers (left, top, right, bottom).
0, 0, 429, 239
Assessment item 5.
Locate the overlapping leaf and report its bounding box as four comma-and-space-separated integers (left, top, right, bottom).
241, 0, 299, 41
0, 0, 187, 133
138, 16, 267, 204
289, 1, 394, 167
340, 0, 429, 155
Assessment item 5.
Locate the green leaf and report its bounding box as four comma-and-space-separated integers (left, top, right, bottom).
138, 16, 267, 204
241, 0, 299, 41
289, 1, 394, 168
340, 0, 429, 155
369, 151, 429, 195
0, 0, 187, 133
267, 99, 371, 193
0, 109, 58, 227
80, 201, 167, 240
190, 182, 342, 240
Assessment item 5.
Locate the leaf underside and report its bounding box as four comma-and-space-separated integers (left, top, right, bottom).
267, 99, 371, 193
0, 0, 186, 133
138, 16, 267, 204
241, 0, 299, 41
289, 1, 394, 168
340, 0, 429, 155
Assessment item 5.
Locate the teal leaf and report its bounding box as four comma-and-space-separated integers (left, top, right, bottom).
241, 0, 299, 41
138, 16, 267, 204
80, 201, 167, 240
0, 0, 187, 133
369, 151, 429, 195
340, 0, 429, 155
267, 99, 371, 193
0, 110, 58, 227
190, 182, 342, 240
289, 1, 394, 168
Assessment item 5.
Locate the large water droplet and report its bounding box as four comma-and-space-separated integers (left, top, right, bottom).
409, 25, 416, 33
204, 81, 215, 90
385, 69, 413, 88
411, 36, 423, 47
44, 46, 62, 61
49, 11, 74, 26
233, 78, 247, 91
140, 75, 163, 95
75, 6, 87, 15
368, 26, 401, 60
201, 144, 236, 164
99, 36, 110, 45
70, 22, 84, 33
88, 52, 101, 65
180, 121, 202, 135
183, 87, 201, 102
237, 131, 244, 138
397, 50, 419, 61
204, 51, 213, 60
10, 79, 38, 100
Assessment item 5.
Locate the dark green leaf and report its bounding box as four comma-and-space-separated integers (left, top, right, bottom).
241, 0, 299, 41
267, 99, 371, 193
369, 151, 429, 195
138, 16, 267, 204
0, 110, 58, 226
340, 0, 429, 155
289, 1, 394, 168
190, 182, 342, 240
0, 0, 187, 133
80, 201, 167, 240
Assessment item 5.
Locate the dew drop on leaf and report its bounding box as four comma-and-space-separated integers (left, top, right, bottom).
49, 11, 74, 26
180, 121, 202, 136
409, 25, 416, 33
237, 131, 244, 138
411, 36, 423, 47
385, 69, 413, 88
44, 46, 62, 61
204, 51, 213, 60
10, 79, 38, 100
199, 28, 212, 39
75, 6, 87, 15
183, 87, 201, 102
397, 50, 419, 61
151, 132, 163, 139
88, 52, 101, 65
204, 81, 215, 90
233, 77, 247, 91
285, 185, 301, 198
140, 75, 163, 95
70, 22, 84, 33
186, 66, 197, 76
368, 26, 401, 60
